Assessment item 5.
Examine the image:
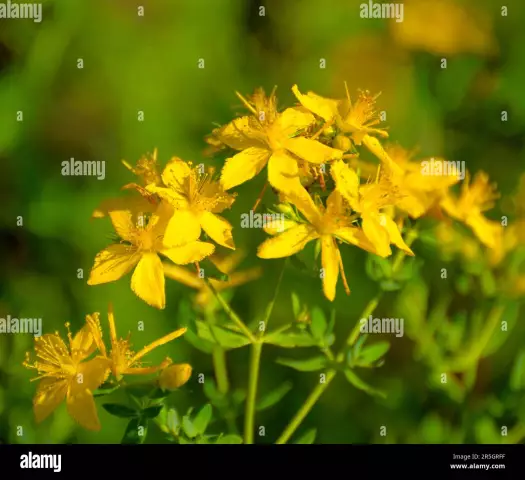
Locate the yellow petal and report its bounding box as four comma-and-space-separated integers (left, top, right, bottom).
158, 363, 192, 390
131, 328, 187, 364
217, 116, 267, 150
163, 263, 204, 289
381, 215, 415, 255
362, 135, 403, 176
66, 389, 101, 431
321, 236, 339, 301
285, 137, 343, 164
131, 252, 166, 309
71, 324, 96, 362
467, 214, 502, 249
200, 212, 235, 249
334, 227, 382, 256
161, 157, 191, 190
330, 160, 360, 208
161, 241, 215, 265
220, 147, 270, 190
267, 151, 302, 195
163, 210, 202, 247
72, 356, 111, 393
88, 244, 140, 285
108, 210, 136, 241
257, 224, 318, 258
275, 107, 315, 136
291, 85, 339, 122
362, 214, 391, 257
33, 378, 68, 424
146, 185, 189, 209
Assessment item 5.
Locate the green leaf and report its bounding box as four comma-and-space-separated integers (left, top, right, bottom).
142, 405, 163, 419
510, 349, 525, 391
294, 428, 317, 444
256, 381, 293, 411
365, 255, 391, 281
474, 417, 500, 444
126, 382, 156, 398
121, 417, 148, 444
182, 416, 198, 439
343, 369, 386, 398
200, 258, 229, 281
103, 403, 139, 418
310, 307, 327, 340
276, 356, 327, 372
192, 404, 213, 435
291, 292, 301, 319
215, 434, 243, 444
357, 341, 390, 366
178, 436, 192, 444
195, 321, 251, 349
184, 327, 215, 354
203, 378, 227, 406
484, 301, 519, 356
166, 408, 180, 433
149, 387, 169, 400
93, 382, 120, 398
264, 331, 318, 348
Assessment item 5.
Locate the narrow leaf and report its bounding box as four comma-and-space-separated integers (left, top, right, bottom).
310, 307, 327, 340
121, 417, 148, 444
192, 404, 213, 435
343, 369, 386, 398
142, 405, 163, 419
276, 356, 327, 372
294, 428, 317, 444
103, 403, 138, 418
256, 381, 293, 411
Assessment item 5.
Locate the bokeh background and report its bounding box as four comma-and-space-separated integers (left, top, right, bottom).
1, 0, 524, 444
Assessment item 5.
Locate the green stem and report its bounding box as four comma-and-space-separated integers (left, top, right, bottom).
244, 340, 263, 444
212, 346, 230, 394
244, 259, 287, 444
276, 370, 337, 444
275, 228, 419, 444
204, 278, 256, 342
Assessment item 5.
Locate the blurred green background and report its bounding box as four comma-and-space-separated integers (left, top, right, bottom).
1, 0, 524, 444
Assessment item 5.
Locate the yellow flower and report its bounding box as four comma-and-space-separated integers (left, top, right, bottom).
23, 322, 111, 431
163, 251, 262, 308
122, 148, 163, 187
331, 160, 414, 258
440, 171, 502, 249
257, 189, 377, 301
292, 84, 394, 168
86, 305, 187, 380
147, 159, 236, 250
216, 87, 343, 195
384, 144, 460, 218
158, 363, 192, 390
87, 201, 215, 309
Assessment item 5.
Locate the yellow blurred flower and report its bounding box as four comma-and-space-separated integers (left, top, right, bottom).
257, 188, 378, 301
441, 172, 502, 249
163, 251, 262, 308
158, 363, 192, 390
147, 158, 236, 250
88, 201, 215, 309
385, 144, 460, 218
23, 322, 111, 431
215, 87, 342, 196
331, 160, 414, 258
86, 305, 187, 380
390, 0, 497, 56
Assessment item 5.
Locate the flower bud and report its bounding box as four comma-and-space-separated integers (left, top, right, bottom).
276, 203, 294, 215
322, 125, 336, 137
332, 135, 352, 152
158, 363, 192, 390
